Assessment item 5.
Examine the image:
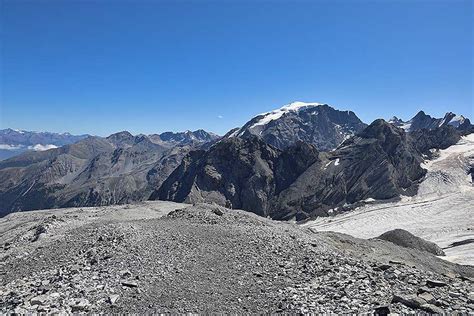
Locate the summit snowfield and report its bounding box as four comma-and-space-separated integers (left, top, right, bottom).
238, 102, 325, 129
304, 133, 474, 265
230, 101, 367, 151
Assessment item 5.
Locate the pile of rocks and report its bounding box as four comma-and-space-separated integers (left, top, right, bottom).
0, 203, 472, 313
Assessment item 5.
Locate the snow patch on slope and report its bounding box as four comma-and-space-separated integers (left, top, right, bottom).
446, 115, 466, 128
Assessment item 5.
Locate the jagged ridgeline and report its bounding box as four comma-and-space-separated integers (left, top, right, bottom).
0, 130, 219, 216
0, 102, 472, 218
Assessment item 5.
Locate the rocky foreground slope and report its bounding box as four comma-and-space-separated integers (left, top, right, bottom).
1, 202, 472, 314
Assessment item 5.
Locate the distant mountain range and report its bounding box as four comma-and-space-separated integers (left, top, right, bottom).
388, 111, 472, 132
0, 129, 219, 216
0, 102, 472, 218
0, 128, 220, 161
0, 129, 90, 160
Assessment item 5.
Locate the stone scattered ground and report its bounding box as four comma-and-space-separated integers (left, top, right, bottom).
0, 202, 473, 314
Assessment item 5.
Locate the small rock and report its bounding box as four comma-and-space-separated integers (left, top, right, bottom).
418, 292, 435, 304
374, 306, 390, 315
421, 304, 445, 314
426, 279, 448, 288
31, 225, 47, 242
121, 281, 138, 288
468, 292, 474, 303
392, 294, 426, 309
417, 286, 431, 294
448, 291, 461, 298
212, 208, 224, 216
108, 294, 120, 304
378, 264, 392, 271
31, 295, 48, 305
120, 270, 132, 278
70, 298, 90, 312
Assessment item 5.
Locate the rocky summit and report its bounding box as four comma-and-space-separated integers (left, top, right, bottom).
230, 102, 367, 151
0, 202, 472, 314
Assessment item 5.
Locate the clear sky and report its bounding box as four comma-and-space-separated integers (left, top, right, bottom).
1, 0, 472, 136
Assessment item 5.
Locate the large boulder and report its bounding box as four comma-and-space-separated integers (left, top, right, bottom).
376, 229, 445, 256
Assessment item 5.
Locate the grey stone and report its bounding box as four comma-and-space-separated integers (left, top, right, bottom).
426, 279, 448, 288
108, 294, 120, 304
392, 294, 427, 309
121, 281, 138, 288
30, 295, 48, 306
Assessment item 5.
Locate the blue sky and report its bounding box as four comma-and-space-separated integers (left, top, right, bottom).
1, 0, 472, 136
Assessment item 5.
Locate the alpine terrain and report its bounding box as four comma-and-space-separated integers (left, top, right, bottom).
229, 102, 367, 151
0, 101, 473, 314
0, 130, 219, 216
0, 129, 90, 161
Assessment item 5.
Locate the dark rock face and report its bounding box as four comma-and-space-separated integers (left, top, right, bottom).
157, 129, 219, 145
155, 120, 447, 220
409, 111, 442, 131
272, 120, 427, 219
152, 137, 319, 217
409, 125, 463, 157
0, 130, 217, 216
376, 229, 446, 256
231, 102, 367, 151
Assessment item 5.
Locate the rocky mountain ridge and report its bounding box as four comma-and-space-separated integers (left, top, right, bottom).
0, 130, 218, 216
0, 129, 90, 161
388, 111, 473, 133
1, 102, 472, 220
154, 119, 467, 220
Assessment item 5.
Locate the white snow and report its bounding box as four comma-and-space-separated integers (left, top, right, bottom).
27, 144, 58, 151
399, 122, 412, 131
334, 158, 340, 166
387, 117, 412, 131
447, 115, 465, 128
250, 101, 323, 129
303, 133, 474, 265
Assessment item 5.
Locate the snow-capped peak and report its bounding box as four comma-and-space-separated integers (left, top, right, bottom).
251, 101, 324, 128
